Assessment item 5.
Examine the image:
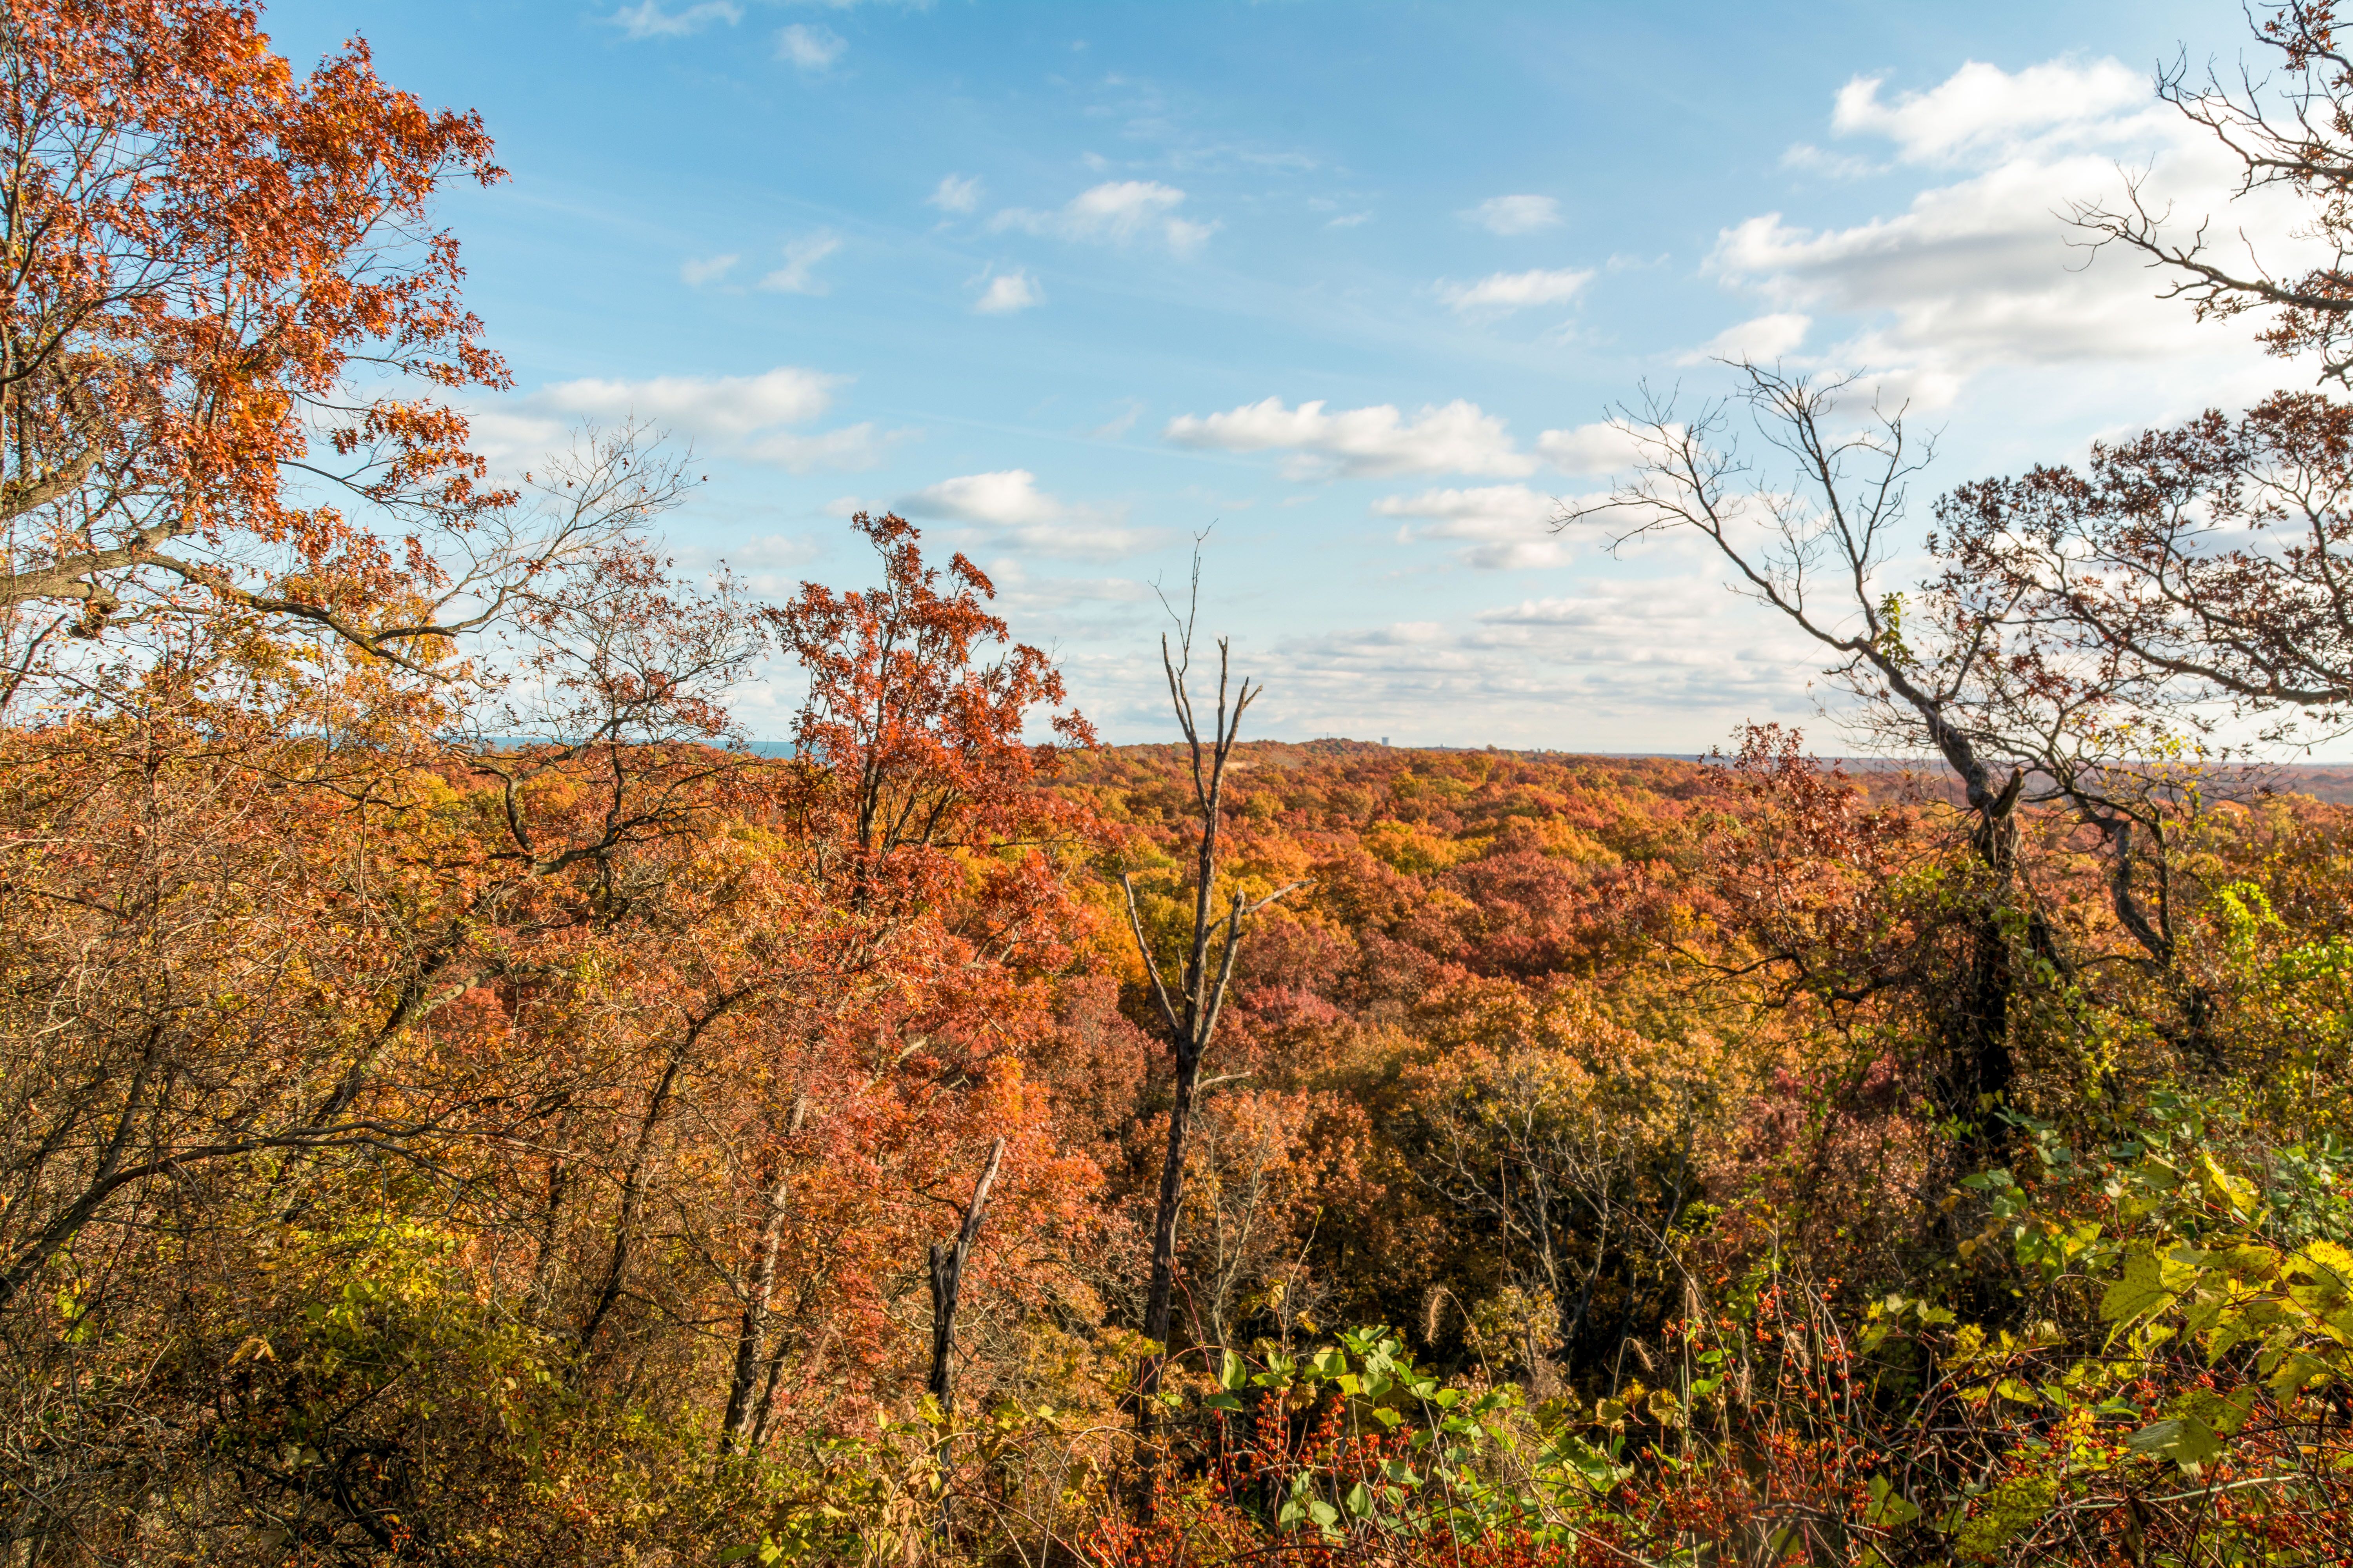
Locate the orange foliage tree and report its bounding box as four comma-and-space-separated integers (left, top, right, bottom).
0, 0, 574, 672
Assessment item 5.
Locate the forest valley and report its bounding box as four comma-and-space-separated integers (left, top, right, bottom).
13, 0, 2353, 1564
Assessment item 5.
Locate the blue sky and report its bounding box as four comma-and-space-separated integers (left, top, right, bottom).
273, 0, 2291, 749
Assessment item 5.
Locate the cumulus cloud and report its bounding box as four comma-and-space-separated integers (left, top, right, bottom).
776, 22, 846, 69
1713, 56, 2307, 406
679, 253, 740, 286
1831, 58, 2150, 166
1464, 194, 1562, 234
908, 470, 1062, 526
1373, 484, 1569, 569
900, 470, 1153, 560
993, 181, 1216, 256
1163, 397, 1535, 480
973, 269, 1043, 314
471, 367, 900, 474
759, 233, 841, 294
929, 173, 982, 213
1437, 267, 1592, 314
607, 0, 741, 38
1534, 421, 1653, 476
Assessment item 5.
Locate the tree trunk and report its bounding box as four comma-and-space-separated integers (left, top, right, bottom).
1137, 1045, 1199, 1410
719, 1173, 791, 1454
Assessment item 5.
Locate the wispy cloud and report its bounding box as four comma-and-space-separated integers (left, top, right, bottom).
1091, 400, 1144, 440
1436, 267, 1592, 314
535, 367, 840, 434
1373, 484, 1570, 569
776, 22, 846, 69
1679, 312, 1811, 365
606, 0, 741, 38
1464, 194, 1562, 235
973, 269, 1044, 314
928, 173, 982, 213
679, 253, 740, 286
470, 367, 904, 474
1164, 396, 1535, 481
741, 423, 901, 471
993, 180, 1216, 256
759, 233, 842, 294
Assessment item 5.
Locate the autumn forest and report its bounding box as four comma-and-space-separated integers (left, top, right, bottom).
11, 1, 2353, 1564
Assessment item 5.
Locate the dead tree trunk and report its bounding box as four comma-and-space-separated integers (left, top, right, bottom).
1120, 594, 1303, 1507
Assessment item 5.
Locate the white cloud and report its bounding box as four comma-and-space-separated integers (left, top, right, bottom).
909, 469, 1063, 527
1717, 55, 2307, 408
1780, 143, 1883, 181
929, 173, 982, 213
1325, 211, 1373, 229
776, 22, 846, 69
1163, 396, 1535, 481
1831, 58, 2149, 166
473, 367, 898, 474
608, 0, 741, 38
1679, 311, 1811, 365
982, 564, 1155, 621
1091, 400, 1144, 440
974, 269, 1044, 314
1373, 484, 1569, 569
536, 367, 840, 434
671, 531, 825, 596
680, 253, 740, 286
900, 470, 1153, 561
759, 233, 841, 294
1535, 421, 1653, 476
1222, 569, 1830, 747
992, 180, 1216, 256
1465, 194, 1562, 235
1437, 267, 1592, 314
740, 422, 902, 472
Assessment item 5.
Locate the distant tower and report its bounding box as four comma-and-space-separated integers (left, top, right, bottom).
1381, 736, 1391, 746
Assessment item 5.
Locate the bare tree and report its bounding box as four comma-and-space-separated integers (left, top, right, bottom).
1569, 364, 2069, 1112
2073, 3, 2353, 384
1118, 562, 1301, 1468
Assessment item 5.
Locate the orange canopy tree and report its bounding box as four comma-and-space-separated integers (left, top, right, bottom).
0, 0, 526, 668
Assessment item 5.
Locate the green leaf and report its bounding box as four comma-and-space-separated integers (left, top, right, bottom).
1220, 1348, 1247, 1392
2102, 1247, 2173, 1324
2128, 1416, 2224, 1467
1344, 1481, 1372, 1517
1865, 1475, 1920, 1528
